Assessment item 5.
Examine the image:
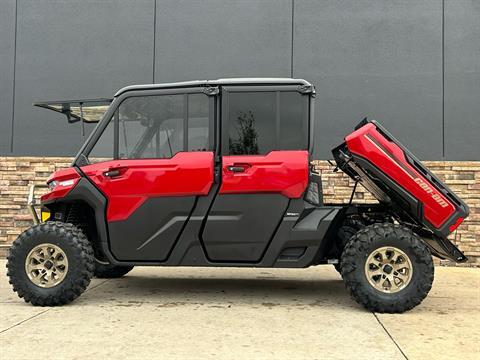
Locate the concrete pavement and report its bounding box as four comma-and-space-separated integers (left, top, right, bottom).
0, 260, 479, 359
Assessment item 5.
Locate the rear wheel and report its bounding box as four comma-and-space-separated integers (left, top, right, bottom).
333, 224, 360, 274
6, 222, 94, 306
94, 258, 133, 278
340, 223, 434, 313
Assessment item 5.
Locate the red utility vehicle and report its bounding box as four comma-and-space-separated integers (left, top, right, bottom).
7, 79, 468, 312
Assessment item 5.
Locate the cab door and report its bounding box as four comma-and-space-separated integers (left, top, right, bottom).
81, 89, 215, 261
201, 86, 310, 262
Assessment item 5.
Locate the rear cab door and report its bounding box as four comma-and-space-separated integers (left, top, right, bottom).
80, 88, 216, 261
201, 85, 311, 262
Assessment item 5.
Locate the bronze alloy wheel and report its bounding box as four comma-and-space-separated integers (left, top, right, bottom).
25, 243, 69, 288
364, 246, 413, 293
8, 222, 94, 306
341, 223, 434, 313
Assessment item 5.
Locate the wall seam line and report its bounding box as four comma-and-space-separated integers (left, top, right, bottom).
152, 0, 157, 83
290, 0, 294, 78
10, 0, 18, 153
442, 0, 445, 159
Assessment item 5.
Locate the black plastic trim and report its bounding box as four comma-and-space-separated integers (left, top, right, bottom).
422, 236, 468, 262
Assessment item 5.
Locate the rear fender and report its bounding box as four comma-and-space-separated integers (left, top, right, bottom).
275, 205, 346, 266
421, 235, 467, 263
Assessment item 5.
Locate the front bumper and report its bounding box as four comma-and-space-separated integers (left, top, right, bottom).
27, 184, 49, 224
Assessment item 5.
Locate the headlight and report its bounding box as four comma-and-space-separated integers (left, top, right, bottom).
59, 179, 75, 187
48, 181, 58, 190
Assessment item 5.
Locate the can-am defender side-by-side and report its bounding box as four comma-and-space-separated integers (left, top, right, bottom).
6, 79, 469, 312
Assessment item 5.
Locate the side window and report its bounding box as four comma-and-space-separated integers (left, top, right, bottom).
87, 92, 211, 162
227, 91, 307, 155
118, 95, 184, 159
188, 93, 210, 152
228, 92, 275, 155
87, 117, 114, 163
279, 92, 308, 150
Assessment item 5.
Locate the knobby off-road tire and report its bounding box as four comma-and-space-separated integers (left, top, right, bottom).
340, 223, 434, 313
7, 221, 94, 306
334, 225, 358, 273
94, 258, 133, 278
333, 223, 362, 273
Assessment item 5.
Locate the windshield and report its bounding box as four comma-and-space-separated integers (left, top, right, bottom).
34, 99, 112, 123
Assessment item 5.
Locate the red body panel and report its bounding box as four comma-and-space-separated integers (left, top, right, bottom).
81, 152, 214, 222
345, 123, 455, 228
41, 167, 80, 202
220, 150, 309, 198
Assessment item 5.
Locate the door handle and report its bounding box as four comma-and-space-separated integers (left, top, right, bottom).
227, 166, 245, 173
104, 170, 120, 177
227, 164, 250, 173
103, 168, 124, 178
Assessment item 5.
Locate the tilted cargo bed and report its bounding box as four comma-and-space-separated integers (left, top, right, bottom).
333, 119, 469, 246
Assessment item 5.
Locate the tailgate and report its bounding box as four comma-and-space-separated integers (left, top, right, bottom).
332, 119, 469, 239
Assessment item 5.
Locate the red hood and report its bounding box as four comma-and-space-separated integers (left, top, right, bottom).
42, 167, 81, 203
46, 167, 80, 184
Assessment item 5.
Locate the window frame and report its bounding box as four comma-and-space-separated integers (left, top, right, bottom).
79, 87, 216, 164
220, 85, 311, 156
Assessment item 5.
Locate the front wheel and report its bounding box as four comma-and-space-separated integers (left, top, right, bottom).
340, 223, 434, 313
6, 222, 94, 306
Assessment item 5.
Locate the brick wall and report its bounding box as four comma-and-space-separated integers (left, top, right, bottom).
1, 157, 479, 265
0, 157, 72, 257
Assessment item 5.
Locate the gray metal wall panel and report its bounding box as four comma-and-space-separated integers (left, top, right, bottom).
294, 0, 443, 160
0, 0, 16, 154
154, 0, 292, 83
12, 0, 154, 156
4, 0, 478, 160
444, 0, 480, 160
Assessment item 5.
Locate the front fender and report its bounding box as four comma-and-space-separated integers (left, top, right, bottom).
42, 177, 113, 263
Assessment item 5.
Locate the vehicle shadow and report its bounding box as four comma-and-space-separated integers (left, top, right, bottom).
82, 271, 358, 309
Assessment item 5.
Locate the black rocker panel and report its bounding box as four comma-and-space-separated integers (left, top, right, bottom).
108, 196, 196, 261
201, 194, 289, 262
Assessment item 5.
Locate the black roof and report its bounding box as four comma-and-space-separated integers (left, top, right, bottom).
114, 77, 312, 97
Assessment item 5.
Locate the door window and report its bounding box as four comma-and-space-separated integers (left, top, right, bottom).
188, 93, 210, 152
279, 92, 308, 150
227, 90, 308, 155
118, 95, 184, 159
87, 118, 115, 163
87, 92, 211, 163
